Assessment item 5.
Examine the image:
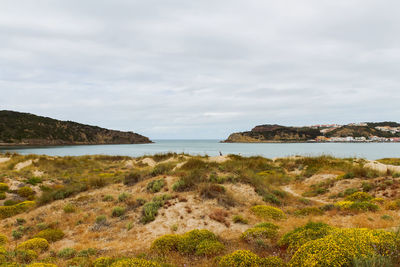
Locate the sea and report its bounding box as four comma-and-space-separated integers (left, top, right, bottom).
0, 140, 399, 160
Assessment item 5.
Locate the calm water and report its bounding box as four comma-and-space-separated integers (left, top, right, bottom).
0, 140, 399, 160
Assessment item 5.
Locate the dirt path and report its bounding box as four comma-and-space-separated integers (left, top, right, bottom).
14, 160, 33, 171
365, 160, 400, 173
0, 157, 10, 164
281, 185, 329, 204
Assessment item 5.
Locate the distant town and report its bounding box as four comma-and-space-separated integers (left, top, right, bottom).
308, 123, 400, 143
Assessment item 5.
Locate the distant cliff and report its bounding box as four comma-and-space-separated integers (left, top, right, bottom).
224, 124, 321, 143
224, 122, 400, 143
0, 110, 152, 146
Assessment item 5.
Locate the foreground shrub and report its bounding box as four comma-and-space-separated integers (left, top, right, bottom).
16, 249, 38, 263
17, 238, 49, 253
0, 183, 9, 192
335, 200, 379, 212
147, 179, 165, 193
151, 229, 224, 256
63, 203, 77, 213
345, 192, 373, 202
34, 229, 65, 242
241, 222, 279, 243
17, 186, 35, 198
57, 247, 76, 259
111, 206, 126, 217
110, 258, 161, 267
123, 171, 143, 186
219, 250, 285, 267
0, 234, 7, 246
27, 263, 58, 267
251, 205, 286, 220
141, 194, 171, 224
294, 207, 324, 217
93, 257, 115, 267
0, 201, 35, 219
279, 222, 334, 253
289, 228, 399, 266
232, 215, 248, 224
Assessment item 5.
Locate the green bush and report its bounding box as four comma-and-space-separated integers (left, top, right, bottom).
96, 215, 107, 225
77, 248, 97, 257
345, 192, 373, 202
16, 249, 38, 263
141, 194, 171, 224
147, 179, 165, 193
111, 206, 126, 217
151, 163, 174, 176
0, 183, 8, 192
195, 240, 225, 256
26, 263, 57, 267
102, 195, 114, 202
232, 215, 248, 224
294, 207, 324, 217
0, 192, 5, 200
0, 234, 7, 246
34, 229, 65, 242
57, 247, 76, 259
25, 177, 42, 186
17, 186, 35, 198
63, 203, 76, 213
151, 234, 181, 254
250, 205, 286, 220
241, 222, 279, 243
17, 238, 49, 253
118, 192, 130, 202
279, 222, 334, 253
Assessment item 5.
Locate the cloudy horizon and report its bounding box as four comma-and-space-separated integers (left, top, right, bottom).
1, 1, 399, 139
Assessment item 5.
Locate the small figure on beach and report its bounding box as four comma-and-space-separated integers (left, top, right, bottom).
219, 151, 223, 156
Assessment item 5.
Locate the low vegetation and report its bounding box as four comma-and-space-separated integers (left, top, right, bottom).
0, 153, 399, 266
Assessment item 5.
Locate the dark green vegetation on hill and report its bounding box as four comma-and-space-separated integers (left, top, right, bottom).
0, 110, 152, 145
224, 122, 400, 143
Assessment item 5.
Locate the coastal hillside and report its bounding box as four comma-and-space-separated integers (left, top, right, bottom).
224, 122, 400, 143
0, 153, 399, 266
0, 110, 152, 145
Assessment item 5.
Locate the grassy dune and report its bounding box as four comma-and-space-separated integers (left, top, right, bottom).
0, 153, 399, 266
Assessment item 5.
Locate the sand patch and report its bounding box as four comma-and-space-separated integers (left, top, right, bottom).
0, 157, 10, 164
304, 173, 338, 186
14, 160, 33, 171
141, 158, 156, 167
365, 161, 400, 174
208, 155, 229, 163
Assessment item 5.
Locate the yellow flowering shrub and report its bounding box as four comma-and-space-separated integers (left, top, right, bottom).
371, 197, 384, 204
151, 229, 224, 256
0, 234, 7, 246
345, 192, 373, 202
250, 205, 286, 220
385, 199, 400, 210
335, 200, 378, 212
195, 240, 225, 256
93, 256, 115, 267
279, 222, 334, 253
110, 258, 161, 267
289, 228, 399, 267
150, 234, 181, 254
219, 250, 285, 267
34, 229, 65, 242
66, 256, 90, 267
17, 238, 49, 253
27, 263, 58, 267
0, 246, 6, 264
241, 222, 279, 243
16, 249, 38, 263
0, 201, 36, 219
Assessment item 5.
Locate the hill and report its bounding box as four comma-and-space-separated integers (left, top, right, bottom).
224, 124, 321, 142
224, 122, 400, 142
0, 110, 152, 145
0, 153, 399, 266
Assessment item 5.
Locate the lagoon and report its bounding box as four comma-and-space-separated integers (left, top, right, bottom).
1, 140, 399, 160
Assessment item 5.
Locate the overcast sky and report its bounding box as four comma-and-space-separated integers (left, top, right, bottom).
1, 1, 399, 139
